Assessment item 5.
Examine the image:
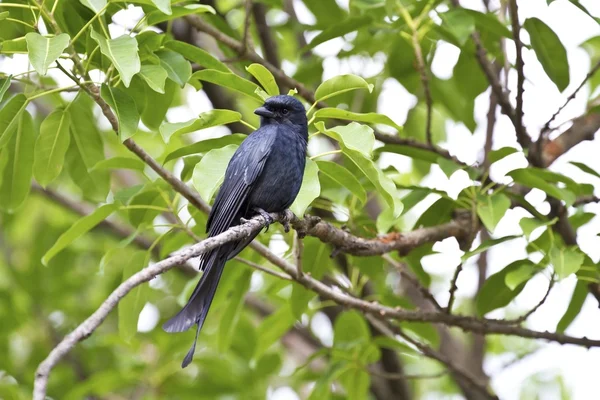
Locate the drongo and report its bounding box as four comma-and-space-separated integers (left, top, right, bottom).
163, 95, 308, 367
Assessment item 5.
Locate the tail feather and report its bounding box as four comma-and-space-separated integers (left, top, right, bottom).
162, 250, 226, 367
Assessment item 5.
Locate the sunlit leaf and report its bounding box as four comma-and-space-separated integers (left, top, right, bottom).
246, 64, 279, 96
160, 109, 242, 143
314, 74, 374, 103
316, 160, 366, 204
33, 108, 71, 187
137, 64, 168, 93
164, 134, 246, 163
25, 33, 70, 76
290, 158, 321, 217
550, 246, 584, 280
90, 29, 141, 87
157, 49, 191, 88
165, 40, 230, 72
0, 111, 35, 212
192, 144, 238, 203
42, 203, 119, 265
190, 70, 263, 101
100, 84, 140, 141
524, 17, 570, 92
477, 192, 510, 232
314, 108, 403, 132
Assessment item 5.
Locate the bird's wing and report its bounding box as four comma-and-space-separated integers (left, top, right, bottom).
206, 127, 277, 236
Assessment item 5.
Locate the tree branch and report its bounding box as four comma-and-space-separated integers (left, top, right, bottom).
252, 2, 281, 70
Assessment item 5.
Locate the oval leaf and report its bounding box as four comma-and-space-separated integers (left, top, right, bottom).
42, 203, 119, 265
290, 158, 321, 217
33, 108, 72, 187
100, 84, 140, 141
523, 18, 570, 92
0, 111, 35, 212
314, 74, 374, 103
314, 108, 403, 132
316, 160, 366, 204
91, 29, 141, 87
160, 109, 242, 143
164, 134, 246, 163
190, 70, 263, 101
246, 64, 279, 96
164, 40, 230, 73
192, 144, 239, 202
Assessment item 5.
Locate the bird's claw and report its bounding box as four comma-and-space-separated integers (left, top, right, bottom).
254, 207, 274, 231
281, 209, 296, 233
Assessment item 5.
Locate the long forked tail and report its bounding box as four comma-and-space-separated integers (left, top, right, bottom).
162, 250, 226, 367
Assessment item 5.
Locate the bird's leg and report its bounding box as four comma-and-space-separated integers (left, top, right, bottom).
281, 209, 296, 233
253, 207, 274, 231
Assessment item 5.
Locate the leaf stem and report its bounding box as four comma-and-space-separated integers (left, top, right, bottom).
70, 2, 110, 46
240, 119, 257, 131
310, 149, 342, 160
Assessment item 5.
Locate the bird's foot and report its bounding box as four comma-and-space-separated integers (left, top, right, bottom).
254, 207, 274, 231
281, 209, 296, 233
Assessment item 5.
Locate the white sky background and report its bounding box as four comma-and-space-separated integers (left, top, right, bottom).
2, 0, 600, 399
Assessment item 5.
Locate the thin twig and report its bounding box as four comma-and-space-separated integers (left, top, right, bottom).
234, 256, 293, 281
242, 0, 253, 55
508, 0, 526, 148
383, 254, 443, 311
294, 231, 304, 279
507, 273, 555, 325
541, 59, 600, 134
446, 263, 464, 313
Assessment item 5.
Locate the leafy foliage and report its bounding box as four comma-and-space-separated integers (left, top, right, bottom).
0, 1, 598, 399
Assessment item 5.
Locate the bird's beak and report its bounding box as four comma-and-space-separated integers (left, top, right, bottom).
254, 106, 276, 118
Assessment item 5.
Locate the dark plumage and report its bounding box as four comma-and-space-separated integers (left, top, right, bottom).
163, 95, 308, 367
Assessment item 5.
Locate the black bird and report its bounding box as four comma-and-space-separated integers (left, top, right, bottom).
163, 95, 308, 367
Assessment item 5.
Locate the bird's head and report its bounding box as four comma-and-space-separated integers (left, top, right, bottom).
254, 95, 307, 128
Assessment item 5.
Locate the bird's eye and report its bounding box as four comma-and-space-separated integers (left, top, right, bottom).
282, 108, 289, 115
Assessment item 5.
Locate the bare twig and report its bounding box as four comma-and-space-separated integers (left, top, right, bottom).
408, 27, 433, 144
541, 60, 600, 135
252, 2, 281, 69
507, 273, 555, 325
508, 0, 527, 147
294, 232, 304, 278
446, 262, 464, 313
242, 0, 253, 55
383, 254, 443, 312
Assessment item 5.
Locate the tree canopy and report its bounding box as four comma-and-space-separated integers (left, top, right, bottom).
1, 0, 600, 399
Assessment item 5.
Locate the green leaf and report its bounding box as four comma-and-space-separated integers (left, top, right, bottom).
90, 29, 141, 87
90, 156, 146, 172
0, 37, 28, 54
464, 9, 512, 38
476, 259, 535, 315
192, 144, 238, 202
0, 94, 28, 149
160, 109, 242, 143
334, 310, 370, 346
556, 279, 588, 332
308, 15, 372, 49
218, 269, 252, 352
489, 147, 519, 164
314, 74, 374, 103
508, 168, 576, 206
42, 203, 119, 265
149, 0, 170, 14
137, 64, 167, 93
0, 111, 35, 212
314, 108, 403, 132
291, 238, 332, 317
519, 217, 558, 239
320, 121, 374, 157
0, 75, 11, 103
146, 4, 215, 25
290, 158, 321, 217
246, 64, 279, 96
254, 305, 296, 358
164, 40, 230, 72
79, 0, 106, 13
569, 161, 600, 179
317, 122, 402, 216
439, 9, 475, 46
316, 160, 366, 204
100, 84, 140, 141
118, 250, 149, 342
505, 263, 537, 290
190, 70, 263, 101
164, 134, 246, 163
157, 49, 191, 88
477, 192, 510, 232
523, 18, 570, 92
462, 235, 520, 261
308, 362, 349, 400
25, 33, 70, 76
550, 246, 584, 280
66, 94, 110, 202
33, 108, 71, 187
